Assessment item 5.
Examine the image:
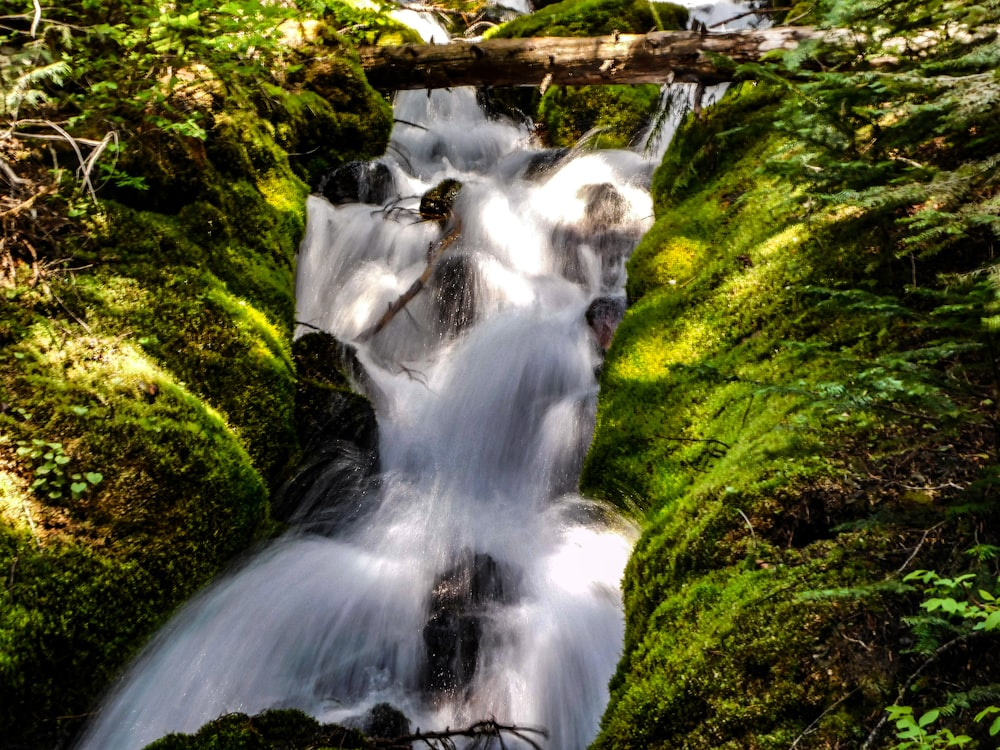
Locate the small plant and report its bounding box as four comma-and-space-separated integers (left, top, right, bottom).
15, 438, 103, 500
885, 568, 1000, 749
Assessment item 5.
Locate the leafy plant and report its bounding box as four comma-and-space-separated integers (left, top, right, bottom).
15, 438, 103, 501
886, 568, 1000, 749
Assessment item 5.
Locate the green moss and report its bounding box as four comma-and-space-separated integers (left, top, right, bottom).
142, 709, 372, 750
488, 0, 688, 38
0, 32, 390, 750
538, 84, 662, 149
584, 79, 1000, 748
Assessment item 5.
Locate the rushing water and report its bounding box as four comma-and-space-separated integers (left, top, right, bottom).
76, 87, 651, 750
74, 3, 770, 747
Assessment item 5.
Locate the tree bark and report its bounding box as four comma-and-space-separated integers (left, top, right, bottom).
358, 26, 825, 90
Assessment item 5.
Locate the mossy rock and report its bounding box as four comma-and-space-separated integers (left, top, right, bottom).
0, 31, 389, 750
584, 79, 1000, 748
141, 709, 372, 750
538, 83, 662, 149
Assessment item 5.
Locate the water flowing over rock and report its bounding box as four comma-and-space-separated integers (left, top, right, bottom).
318, 160, 396, 205
586, 296, 627, 351
74, 86, 649, 750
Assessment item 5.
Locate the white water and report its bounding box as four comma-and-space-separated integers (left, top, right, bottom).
76, 86, 651, 750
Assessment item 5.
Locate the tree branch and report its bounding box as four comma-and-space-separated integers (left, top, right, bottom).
375, 719, 548, 750
357, 222, 462, 342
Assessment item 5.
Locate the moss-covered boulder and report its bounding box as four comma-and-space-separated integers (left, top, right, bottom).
583, 79, 1000, 749
141, 710, 372, 750
0, 12, 391, 750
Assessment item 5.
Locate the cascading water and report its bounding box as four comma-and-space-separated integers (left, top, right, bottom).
74, 2, 769, 746
639, 0, 771, 159
75, 86, 650, 750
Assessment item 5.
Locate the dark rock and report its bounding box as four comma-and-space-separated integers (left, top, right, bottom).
362, 702, 411, 740
431, 254, 478, 337
421, 550, 518, 696
586, 296, 627, 351
275, 332, 380, 534
317, 160, 395, 205
522, 148, 572, 180
419, 178, 463, 223
581, 182, 629, 228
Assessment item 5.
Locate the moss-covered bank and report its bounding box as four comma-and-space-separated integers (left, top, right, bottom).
584, 70, 1000, 750
0, 8, 391, 749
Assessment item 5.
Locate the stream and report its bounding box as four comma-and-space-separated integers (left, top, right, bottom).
73, 3, 764, 749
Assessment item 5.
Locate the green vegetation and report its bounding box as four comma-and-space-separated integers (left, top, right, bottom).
487, 0, 687, 38
884, 567, 1000, 749
585, 0, 1000, 746
0, 2, 392, 748
488, 0, 688, 149
142, 710, 371, 750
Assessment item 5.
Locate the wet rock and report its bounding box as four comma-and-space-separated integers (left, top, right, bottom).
522, 148, 572, 180
419, 178, 463, 223
362, 702, 411, 740
274, 332, 380, 533
317, 160, 395, 205
431, 254, 478, 337
580, 182, 629, 228
586, 296, 627, 351
421, 550, 518, 696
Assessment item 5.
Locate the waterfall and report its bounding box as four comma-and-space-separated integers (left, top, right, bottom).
75, 85, 650, 750
638, 0, 770, 159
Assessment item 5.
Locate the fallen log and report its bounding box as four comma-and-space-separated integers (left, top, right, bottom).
358, 26, 824, 90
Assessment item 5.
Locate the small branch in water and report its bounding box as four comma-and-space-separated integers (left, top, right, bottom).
294, 320, 326, 333
393, 118, 429, 131
357, 222, 462, 342
375, 718, 548, 750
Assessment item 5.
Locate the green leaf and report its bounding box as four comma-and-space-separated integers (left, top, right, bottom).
918, 709, 940, 727
70, 482, 88, 495
70, 405, 90, 416
85, 472, 103, 485
54, 455, 71, 465
975, 610, 1000, 631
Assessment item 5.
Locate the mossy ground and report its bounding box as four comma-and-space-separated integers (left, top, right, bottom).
583, 80, 1000, 748
0, 34, 391, 750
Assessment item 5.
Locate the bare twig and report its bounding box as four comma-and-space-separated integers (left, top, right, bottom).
790, 689, 859, 748
30, 0, 41, 37
7, 121, 117, 200
375, 719, 548, 750
860, 632, 984, 750
357, 222, 462, 342
708, 7, 793, 29
894, 522, 946, 576
0, 184, 53, 218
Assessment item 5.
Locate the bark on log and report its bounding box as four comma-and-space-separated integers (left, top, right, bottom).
358, 26, 825, 90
